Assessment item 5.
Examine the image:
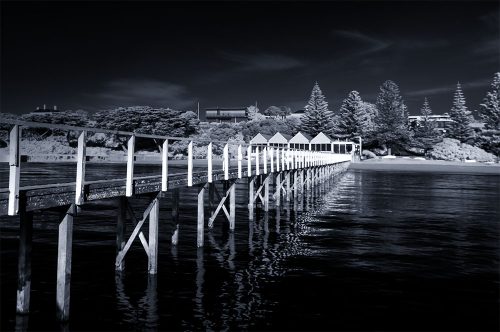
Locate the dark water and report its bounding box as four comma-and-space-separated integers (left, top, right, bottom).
1, 169, 499, 331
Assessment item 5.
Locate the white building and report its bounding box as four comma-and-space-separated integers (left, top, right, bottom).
289, 132, 312, 150
268, 132, 292, 148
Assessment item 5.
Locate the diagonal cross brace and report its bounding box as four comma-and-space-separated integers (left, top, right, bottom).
115, 193, 159, 268
252, 174, 270, 204
208, 180, 236, 228
125, 200, 150, 255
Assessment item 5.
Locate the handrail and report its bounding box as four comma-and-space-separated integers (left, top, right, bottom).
0, 119, 248, 145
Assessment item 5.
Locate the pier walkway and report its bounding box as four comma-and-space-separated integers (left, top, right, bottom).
1, 119, 354, 321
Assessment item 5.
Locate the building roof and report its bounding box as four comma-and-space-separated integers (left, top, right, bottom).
289, 131, 312, 143
250, 133, 273, 144
310, 132, 334, 144
269, 132, 292, 144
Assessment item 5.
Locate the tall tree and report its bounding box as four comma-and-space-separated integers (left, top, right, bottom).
476, 73, 500, 156
335, 90, 370, 140
479, 72, 500, 130
301, 82, 332, 137
413, 98, 440, 154
447, 82, 473, 142
373, 80, 410, 152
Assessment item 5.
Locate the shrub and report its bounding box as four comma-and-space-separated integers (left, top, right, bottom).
362, 150, 377, 159
429, 138, 496, 162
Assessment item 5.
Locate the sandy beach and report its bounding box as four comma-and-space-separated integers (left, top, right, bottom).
350, 158, 500, 174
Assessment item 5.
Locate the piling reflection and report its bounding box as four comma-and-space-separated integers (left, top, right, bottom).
115, 272, 159, 330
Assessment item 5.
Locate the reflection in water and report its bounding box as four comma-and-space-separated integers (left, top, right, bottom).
15, 314, 29, 332
115, 272, 159, 330
4, 169, 495, 331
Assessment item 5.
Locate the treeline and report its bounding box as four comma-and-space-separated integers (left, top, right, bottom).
298, 73, 499, 156
1, 73, 498, 158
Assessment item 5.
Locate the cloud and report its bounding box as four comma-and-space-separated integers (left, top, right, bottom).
406, 79, 491, 98
333, 30, 391, 55
86, 79, 193, 109
333, 30, 449, 55
221, 52, 305, 71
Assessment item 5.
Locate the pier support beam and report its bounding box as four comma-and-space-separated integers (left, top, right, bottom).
16, 198, 33, 314
148, 196, 159, 274
56, 204, 76, 322
229, 181, 236, 230
171, 188, 179, 246
116, 197, 126, 272
197, 186, 205, 247
248, 177, 255, 220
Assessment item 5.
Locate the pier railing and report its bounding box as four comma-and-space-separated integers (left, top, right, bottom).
1, 119, 353, 216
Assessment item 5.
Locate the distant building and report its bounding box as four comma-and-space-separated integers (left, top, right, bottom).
35, 104, 60, 113
409, 114, 454, 134
287, 109, 306, 119
201, 107, 247, 123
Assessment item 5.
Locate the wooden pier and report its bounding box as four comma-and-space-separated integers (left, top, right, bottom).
0, 119, 354, 321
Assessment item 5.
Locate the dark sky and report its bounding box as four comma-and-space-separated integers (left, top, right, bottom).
1, 1, 499, 116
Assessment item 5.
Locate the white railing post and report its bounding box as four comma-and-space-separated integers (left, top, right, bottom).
276, 147, 280, 172
207, 142, 213, 183
281, 148, 285, 171
247, 145, 252, 177
270, 147, 274, 173
223, 143, 229, 180
75, 130, 87, 205
126, 135, 135, 197
238, 145, 242, 179
255, 146, 260, 176
8, 125, 21, 216
162, 139, 169, 191
263, 147, 268, 174
188, 141, 193, 186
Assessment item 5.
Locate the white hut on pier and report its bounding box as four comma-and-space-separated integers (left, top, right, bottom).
268, 132, 292, 149
289, 132, 312, 150
310, 132, 334, 151
250, 133, 271, 147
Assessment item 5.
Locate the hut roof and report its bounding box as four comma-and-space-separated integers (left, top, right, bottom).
250, 133, 272, 144
269, 132, 292, 144
289, 131, 312, 143
310, 132, 334, 144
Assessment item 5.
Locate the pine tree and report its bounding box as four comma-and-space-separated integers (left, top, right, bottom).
476, 73, 500, 156
479, 72, 500, 130
374, 80, 410, 153
301, 82, 332, 137
448, 82, 473, 143
336, 90, 372, 140
414, 98, 439, 154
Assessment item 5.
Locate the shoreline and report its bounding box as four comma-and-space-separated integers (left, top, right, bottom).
350, 158, 500, 174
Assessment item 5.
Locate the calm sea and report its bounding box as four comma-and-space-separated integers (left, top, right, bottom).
1, 168, 499, 331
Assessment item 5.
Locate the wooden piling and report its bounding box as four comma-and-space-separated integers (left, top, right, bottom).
56, 204, 76, 321
248, 177, 254, 220
16, 197, 33, 314
171, 188, 179, 246
229, 181, 235, 230
116, 197, 126, 272
197, 186, 205, 247
148, 196, 159, 274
